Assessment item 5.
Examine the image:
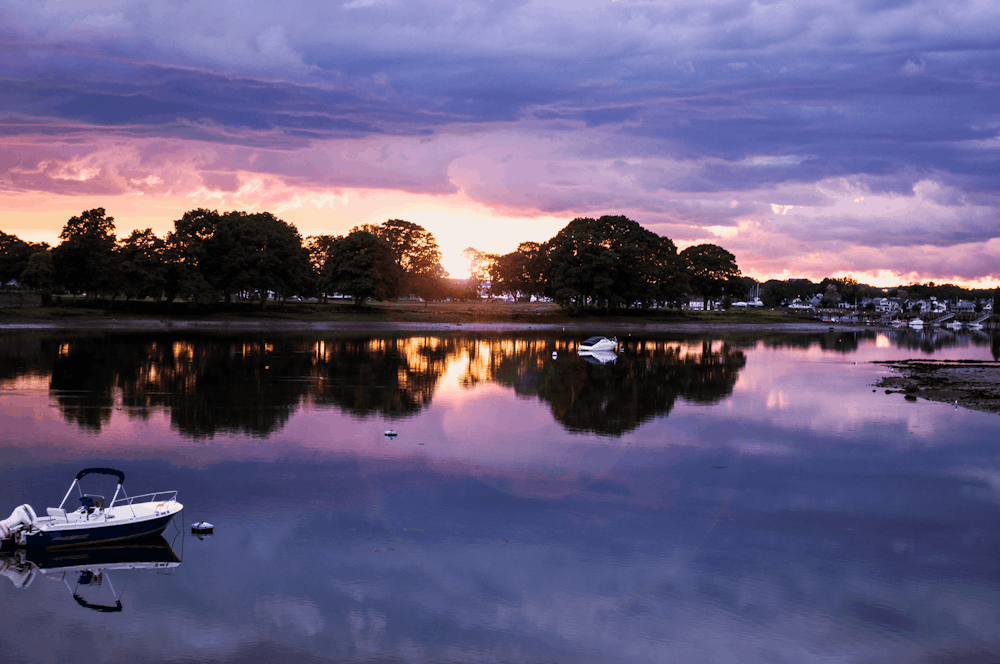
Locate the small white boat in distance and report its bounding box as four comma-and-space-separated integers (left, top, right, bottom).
946, 321, 963, 330
579, 336, 618, 353
967, 322, 983, 330
908, 318, 924, 328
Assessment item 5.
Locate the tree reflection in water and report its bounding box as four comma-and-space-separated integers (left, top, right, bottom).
2, 332, 746, 438
474, 337, 746, 436
48, 336, 318, 437
312, 336, 456, 418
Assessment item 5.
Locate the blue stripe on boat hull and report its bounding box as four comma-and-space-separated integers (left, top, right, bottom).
25, 513, 178, 550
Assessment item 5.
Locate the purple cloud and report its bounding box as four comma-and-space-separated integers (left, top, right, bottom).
2, 0, 1000, 281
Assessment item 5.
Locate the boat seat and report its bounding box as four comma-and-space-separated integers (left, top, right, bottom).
46, 507, 67, 521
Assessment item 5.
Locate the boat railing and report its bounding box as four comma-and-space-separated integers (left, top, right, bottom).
111, 491, 178, 518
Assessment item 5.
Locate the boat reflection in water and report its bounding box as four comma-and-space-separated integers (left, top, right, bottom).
0, 537, 181, 612
579, 349, 617, 365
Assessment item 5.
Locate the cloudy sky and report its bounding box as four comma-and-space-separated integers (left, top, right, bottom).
2, 0, 999, 283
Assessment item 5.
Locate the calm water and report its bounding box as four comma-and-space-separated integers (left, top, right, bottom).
1, 328, 1000, 663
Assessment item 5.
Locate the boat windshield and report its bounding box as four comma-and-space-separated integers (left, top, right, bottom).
582, 337, 606, 346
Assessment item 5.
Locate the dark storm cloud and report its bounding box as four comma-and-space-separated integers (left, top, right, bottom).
3, 0, 1000, 282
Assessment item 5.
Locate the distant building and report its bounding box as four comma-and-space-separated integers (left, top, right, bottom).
874, 298, 900, 313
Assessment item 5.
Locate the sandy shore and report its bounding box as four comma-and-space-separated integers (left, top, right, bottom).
876, 360, 1000, 415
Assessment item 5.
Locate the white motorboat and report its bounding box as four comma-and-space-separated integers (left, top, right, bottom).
0, 468, 183, 550
967, 322, 983, 330
908, 318, 924, 328
945, 321, 963, 330
578, 336, 618, 353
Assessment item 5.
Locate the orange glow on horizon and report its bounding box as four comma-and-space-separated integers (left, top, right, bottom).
2, 189, 998, 289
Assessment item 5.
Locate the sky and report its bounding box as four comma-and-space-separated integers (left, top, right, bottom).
1, 0, 999, 285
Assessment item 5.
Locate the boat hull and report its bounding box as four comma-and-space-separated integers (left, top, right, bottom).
25, 537, 181, 570
578, 338, 617, 353
24, 512, 178, 550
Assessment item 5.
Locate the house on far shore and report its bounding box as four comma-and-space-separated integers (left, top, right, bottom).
788, 298, 814, 310
907, 298, 947, 315
873, 297, 901, 313
953, 299, 976, 314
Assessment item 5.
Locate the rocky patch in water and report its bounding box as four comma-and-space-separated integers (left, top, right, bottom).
875, 360, 1000, 414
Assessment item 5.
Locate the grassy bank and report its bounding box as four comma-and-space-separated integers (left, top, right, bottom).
0, 296, 804, 326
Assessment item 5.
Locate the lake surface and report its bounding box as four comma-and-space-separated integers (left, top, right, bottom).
1, 327, 1000, 663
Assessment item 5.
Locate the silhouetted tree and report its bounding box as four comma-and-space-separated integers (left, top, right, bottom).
118, 229, 167, 301
355, 219, 446, 300
164, 209, 221, 304
203, 211, 312, 308
489, 241, 548, 301
52, 208, 118, 299
0, 231, 48, 288
680, 244, 741, 309
19, 250, 55, 295
821, 284, 839, 308
546, 216, 682, 310
323, 231, 403, 306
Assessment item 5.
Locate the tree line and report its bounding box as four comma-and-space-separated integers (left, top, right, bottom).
0, 209, 745, 311
754, 276, 999, 309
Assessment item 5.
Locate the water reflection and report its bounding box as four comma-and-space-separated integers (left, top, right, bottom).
314, 336, 456, 418
0, 536, 181, 611
0, 333, 750, 438
2, 329, 999, 440
2, 330, 1000, 662
763, 328, 999, 355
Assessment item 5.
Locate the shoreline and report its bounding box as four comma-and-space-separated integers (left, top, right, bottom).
0, 315, 860, 334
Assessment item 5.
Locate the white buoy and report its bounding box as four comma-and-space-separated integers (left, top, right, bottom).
384, 430, 397, 438
191, 521, 214, 534
552, 351, 557, 359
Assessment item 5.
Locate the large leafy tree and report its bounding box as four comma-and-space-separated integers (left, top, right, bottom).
164, 208, 221, 303
203, 211, 312, 307
19, 250, 56, 295
322, 231, 403, 306
0, 231, 48, 288
304, 234, 342, 300
488, 241, 548, 302
545, 215, 682, 310
118, 229, 167, 301
355, 219, 446, 299
680, 244, 742, 309
52, 208, 119, 298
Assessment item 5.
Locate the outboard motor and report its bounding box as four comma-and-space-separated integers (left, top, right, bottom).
0, 504, 37, 545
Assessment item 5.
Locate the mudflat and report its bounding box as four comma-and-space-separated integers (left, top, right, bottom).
876, 360, 1000, 414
